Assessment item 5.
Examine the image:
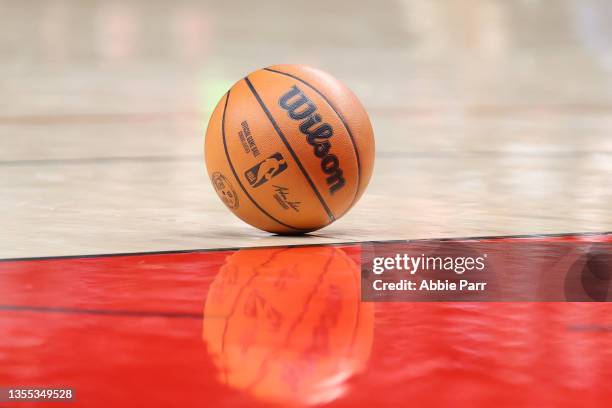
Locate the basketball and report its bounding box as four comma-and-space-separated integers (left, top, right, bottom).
204, 64, 375, 234
202, 246, 374, 405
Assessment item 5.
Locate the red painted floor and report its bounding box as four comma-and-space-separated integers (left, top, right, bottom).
1, 234, 611, 407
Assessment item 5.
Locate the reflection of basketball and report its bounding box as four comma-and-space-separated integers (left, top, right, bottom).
202, 247, 374, 405
205, 64, 375, 234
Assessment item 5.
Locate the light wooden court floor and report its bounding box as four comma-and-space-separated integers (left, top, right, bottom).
1, 0, 611, 258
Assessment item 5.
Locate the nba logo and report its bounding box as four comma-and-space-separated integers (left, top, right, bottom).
244, 152, 288, 187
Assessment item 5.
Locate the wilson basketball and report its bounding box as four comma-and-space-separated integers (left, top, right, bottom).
204, 64, 375, 233
202, 246, 374, 405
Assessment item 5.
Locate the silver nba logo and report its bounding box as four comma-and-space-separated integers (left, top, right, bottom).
244, 152, 288, 188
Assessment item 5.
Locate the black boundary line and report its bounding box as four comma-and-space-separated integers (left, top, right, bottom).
243, 76, 336, 222
220, 91, 308, 233
377, 151, 612, 158
0, 304, 206, 319
1, 231, 610, 263
3, 150, 611, 167
0, 155, 201, 167
263, 67, 362, 207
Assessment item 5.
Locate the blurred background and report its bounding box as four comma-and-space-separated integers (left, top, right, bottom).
1, 0, 611, 257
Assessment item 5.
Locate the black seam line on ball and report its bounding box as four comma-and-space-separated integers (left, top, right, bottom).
221, 90, 308, 232
263, 67, 362, 207
243, 76, 336, 222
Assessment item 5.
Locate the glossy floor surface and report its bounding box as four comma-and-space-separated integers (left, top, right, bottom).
2, 0, 612, 258
1, 234, 612, 407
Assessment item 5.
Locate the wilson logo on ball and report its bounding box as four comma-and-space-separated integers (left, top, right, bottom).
244, 152, 288, 187
278, 85, 345, 194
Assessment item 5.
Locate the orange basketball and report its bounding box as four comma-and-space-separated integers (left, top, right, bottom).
202, 246, 374, 405
204, 64, 375, 234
